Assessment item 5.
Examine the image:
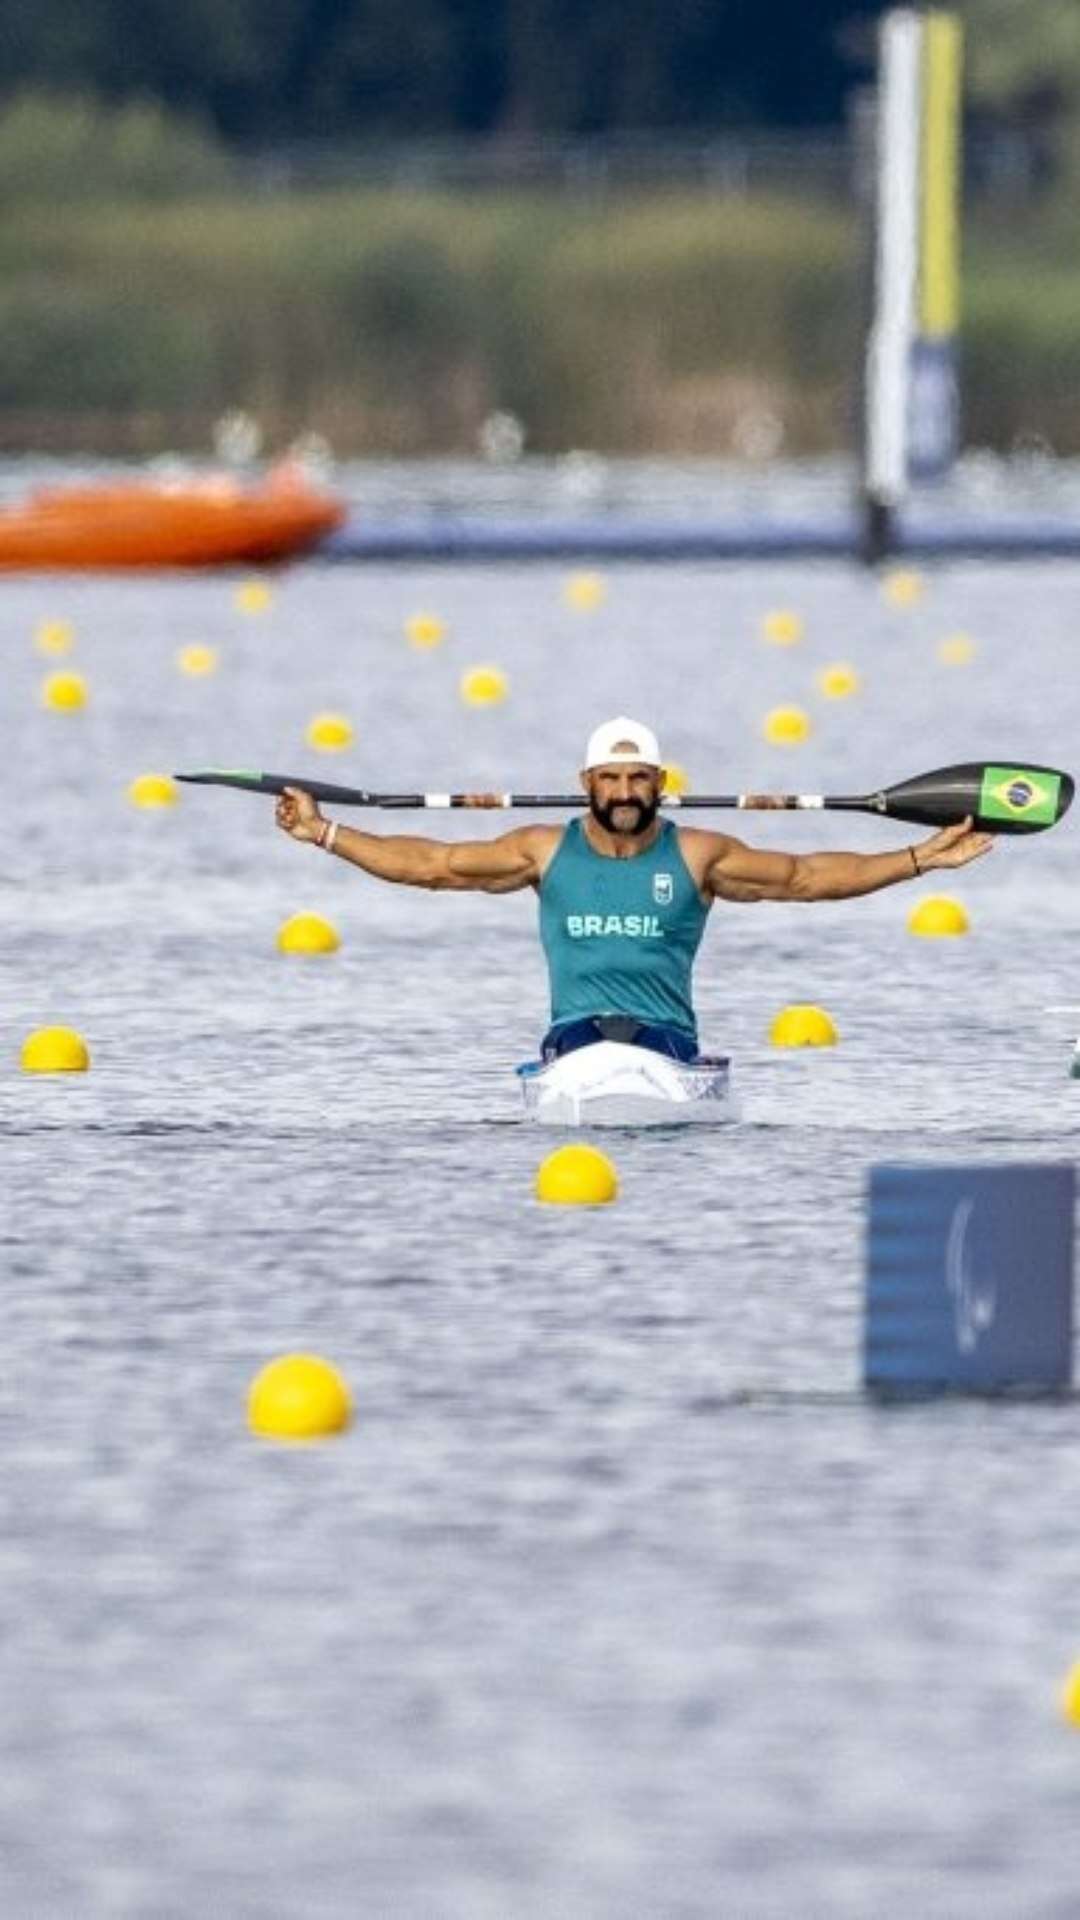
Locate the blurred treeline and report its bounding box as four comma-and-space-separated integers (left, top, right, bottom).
0, 99, 854, 454
4, 1, 885, 139
4, 37, 1080, 455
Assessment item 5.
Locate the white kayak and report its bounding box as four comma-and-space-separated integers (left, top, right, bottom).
516, 1040, 736, 1128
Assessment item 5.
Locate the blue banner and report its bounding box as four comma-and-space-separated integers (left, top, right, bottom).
865, 1164, 1074, 1394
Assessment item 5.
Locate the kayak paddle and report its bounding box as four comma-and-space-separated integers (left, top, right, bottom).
176, 759, 1073, 835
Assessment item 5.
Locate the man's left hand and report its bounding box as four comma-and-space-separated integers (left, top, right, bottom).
917, 817, 994, 870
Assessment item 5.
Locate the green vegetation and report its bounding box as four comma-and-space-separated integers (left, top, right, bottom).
0, 174, 859, 453
962, 0, 1080, 170
0, 92, 229, 202
2, 92, 1080, 455
965, 226, 1080, 451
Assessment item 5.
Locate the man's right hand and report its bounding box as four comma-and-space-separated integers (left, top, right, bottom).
275, 785, 325, 843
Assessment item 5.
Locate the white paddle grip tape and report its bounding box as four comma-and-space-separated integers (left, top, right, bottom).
426, 793, 452, 807
735, 793, 825, 809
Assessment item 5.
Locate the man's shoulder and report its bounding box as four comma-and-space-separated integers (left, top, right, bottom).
673, 822, 733, 875
514, 820, 566, 881
513, 821, 564, 850
673, 823, 730, 846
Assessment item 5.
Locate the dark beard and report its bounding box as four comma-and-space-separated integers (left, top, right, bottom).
590, 794, 660, 837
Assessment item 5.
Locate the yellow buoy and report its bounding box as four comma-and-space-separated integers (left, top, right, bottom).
535, 1143, 618, 1206
817, 662, 861, 700
41, 670, 87, 711
908, 895, 970, 938
938, 632, 977, 667
460, 665, 509, 708
177, 642, 219, 676
21, 1026, 90, 1073
1061, 1661, 1080, 1726
128, 773, 179, 809
405, 612, 445, 649
235, 579, 273, 615
35, 619, 75, 657
306, 712, 354, 752
769, 1005, 838, 1048
248, 1353, 353, 1440
882, 568, 924, 608
761, 610, 803, 646
663, 763, 691, 797
277, 913, 341, 955
763, 704, 811, 745
563, 571, 607, 612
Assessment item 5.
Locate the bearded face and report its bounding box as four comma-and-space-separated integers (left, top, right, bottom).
584, 764, 664, 837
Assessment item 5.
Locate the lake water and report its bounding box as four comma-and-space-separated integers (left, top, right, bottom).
4, 466, 1080, 1916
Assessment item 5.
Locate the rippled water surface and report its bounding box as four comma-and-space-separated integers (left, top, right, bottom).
5, 475, 1080, 1917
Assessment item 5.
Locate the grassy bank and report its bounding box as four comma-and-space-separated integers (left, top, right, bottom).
0, 188, 856, 455
965, 208, 1080, 453
0, 184, 1077, 456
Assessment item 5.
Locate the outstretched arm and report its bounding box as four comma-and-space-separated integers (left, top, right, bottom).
704, 817, 993, 903
275, 787, 545, 893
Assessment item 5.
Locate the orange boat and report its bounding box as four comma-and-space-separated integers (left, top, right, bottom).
0, 464, 345, 569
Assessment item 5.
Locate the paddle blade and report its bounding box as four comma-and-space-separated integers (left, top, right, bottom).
881, 762, 1074, 835
175, 769, 375, 805
176, 768, 278, 793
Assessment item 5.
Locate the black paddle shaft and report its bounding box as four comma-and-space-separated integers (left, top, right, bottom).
176, 759, 1074, 835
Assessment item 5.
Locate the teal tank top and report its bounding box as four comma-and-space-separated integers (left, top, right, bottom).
539, 818, 710, 1041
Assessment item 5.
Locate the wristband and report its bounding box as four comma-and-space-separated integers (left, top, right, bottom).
324, 820, 339, 855
909, 846, 921, 877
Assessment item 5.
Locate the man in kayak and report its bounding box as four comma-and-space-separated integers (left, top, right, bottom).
275, 716, 992, 1062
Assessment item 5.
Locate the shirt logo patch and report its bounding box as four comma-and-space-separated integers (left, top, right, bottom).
652, 872, 674, 906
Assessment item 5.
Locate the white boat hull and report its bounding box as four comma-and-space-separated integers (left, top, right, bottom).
517, 1040, 736, 1128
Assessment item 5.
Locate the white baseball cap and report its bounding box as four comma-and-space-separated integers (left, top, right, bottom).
583, 716, 662, 770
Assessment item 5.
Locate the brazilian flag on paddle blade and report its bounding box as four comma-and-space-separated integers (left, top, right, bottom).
979, 766, 1064, 829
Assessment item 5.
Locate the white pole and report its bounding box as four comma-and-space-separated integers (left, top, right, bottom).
864, 10, 924, 525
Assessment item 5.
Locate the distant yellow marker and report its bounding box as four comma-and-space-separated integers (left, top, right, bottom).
817, 662, 861, 700
882, 568, 924, 608
248, 1354, 353, 1439
938, 632, 976, 666
769, 1005, 838, 1048
406, 612, 445, 649
277, 913, 340, 955
177, 643, 219, 676
908, 895, 969, 938
460, 665, 508, 707
35, 619, 75, 657
663, 763, 691, 796
21, 1026, 90, 1073
128, 773, 179, 809
306, 712, 354, 751
41, 671, 87, 711
761, 610, 803, 646
763, 705, 811, 745
235, 578, 274, 615
563, 571, 607, 612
